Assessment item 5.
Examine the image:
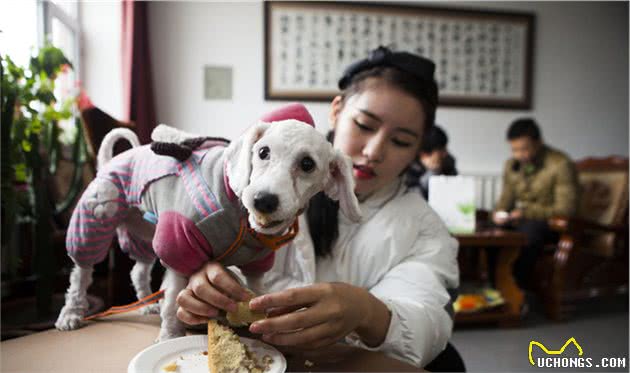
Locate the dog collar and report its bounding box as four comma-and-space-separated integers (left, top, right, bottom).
213, 216, 299, 263
248, 218, 299, 251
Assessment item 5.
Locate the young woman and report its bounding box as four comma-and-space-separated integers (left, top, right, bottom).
175, 46, 461, 369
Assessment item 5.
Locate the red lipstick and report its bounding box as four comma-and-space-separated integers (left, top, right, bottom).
353, 164, 376, 180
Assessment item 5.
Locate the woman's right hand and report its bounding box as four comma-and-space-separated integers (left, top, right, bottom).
176, 262, 252, 325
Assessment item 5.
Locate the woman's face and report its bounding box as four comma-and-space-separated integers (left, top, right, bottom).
329, 78, 426, 200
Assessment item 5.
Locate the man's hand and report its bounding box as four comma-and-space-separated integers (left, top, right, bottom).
509, 209, 523, 221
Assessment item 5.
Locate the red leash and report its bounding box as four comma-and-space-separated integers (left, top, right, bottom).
83, 289, 165, 321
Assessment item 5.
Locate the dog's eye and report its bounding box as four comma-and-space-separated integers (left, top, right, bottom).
258, 146, 270, 160
300, 156, 316, 173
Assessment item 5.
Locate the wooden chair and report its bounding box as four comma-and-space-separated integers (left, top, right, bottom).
534, 156, 629, 320
77, 93, 136, 171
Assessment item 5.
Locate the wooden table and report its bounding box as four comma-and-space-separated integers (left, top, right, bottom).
454, 228, 527, 327
0, 311, 422, 372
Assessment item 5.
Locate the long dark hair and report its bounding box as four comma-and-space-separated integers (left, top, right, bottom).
307, 66, 438, 258
307, 131, 340, 258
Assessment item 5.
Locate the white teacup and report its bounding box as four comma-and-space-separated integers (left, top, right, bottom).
494, 210, 509, 225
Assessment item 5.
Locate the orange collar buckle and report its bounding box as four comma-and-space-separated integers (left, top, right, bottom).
249, 218, 299, 251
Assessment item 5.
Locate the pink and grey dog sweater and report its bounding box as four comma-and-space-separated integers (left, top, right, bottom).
65, 103, 315, 277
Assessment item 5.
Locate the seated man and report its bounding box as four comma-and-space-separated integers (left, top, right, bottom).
492, 118, 579, 289
406, 125, 457, 199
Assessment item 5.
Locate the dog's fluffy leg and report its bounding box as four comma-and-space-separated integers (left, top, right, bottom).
157, 269, 187, 341
130, 260, 160, 315
55, 265, 94, 330
83, 179, 122, 219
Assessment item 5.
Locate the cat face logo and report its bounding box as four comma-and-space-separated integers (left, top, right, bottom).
529, 337, 584, 366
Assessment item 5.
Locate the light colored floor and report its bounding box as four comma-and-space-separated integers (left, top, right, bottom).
451, 295, 629, 372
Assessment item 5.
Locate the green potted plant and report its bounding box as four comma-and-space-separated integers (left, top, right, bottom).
1, 43, 88, 320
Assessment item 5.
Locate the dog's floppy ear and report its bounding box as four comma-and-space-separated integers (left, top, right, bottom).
225, 122, 270, 197
324, 150, 362, 222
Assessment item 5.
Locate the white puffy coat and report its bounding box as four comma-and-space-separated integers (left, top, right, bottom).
236, 177, 460, 367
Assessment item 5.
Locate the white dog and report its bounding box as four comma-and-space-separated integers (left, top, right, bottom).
55, 106, 361, 341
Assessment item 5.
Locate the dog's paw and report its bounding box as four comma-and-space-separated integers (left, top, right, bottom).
141, 303, 160, 315
55, 308, 86, 331
156, 327, 185, 342
93, 201, 119, 219
84, 180, 121, 219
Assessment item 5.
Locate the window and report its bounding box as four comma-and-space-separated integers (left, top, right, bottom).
40, 0, 82, 140
0, 0, 38, 66
40, 0, 80, 75
1, 1, 82, 141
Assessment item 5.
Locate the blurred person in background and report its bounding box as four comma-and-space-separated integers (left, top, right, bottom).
406, 124, 458, 199
492, 118, 578, 289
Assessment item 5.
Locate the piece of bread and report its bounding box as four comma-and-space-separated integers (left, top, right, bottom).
226, 301, 266, 327
207, 320, 265, 373
225, 289, 265, 327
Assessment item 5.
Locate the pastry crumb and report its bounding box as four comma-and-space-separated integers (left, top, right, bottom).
162, 361, 178, 371
304, 359, 314, 367
262, 354, 274, 370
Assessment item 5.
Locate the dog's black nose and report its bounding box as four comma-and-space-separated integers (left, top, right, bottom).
253, 192, 279, 214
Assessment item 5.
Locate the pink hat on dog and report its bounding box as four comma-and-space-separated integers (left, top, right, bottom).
259, 103, 315, 128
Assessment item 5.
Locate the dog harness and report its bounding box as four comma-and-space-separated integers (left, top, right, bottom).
66, 140, 297, 276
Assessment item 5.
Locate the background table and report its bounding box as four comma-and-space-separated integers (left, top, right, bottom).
0, 311, 422, 372
454, 228, 528, 327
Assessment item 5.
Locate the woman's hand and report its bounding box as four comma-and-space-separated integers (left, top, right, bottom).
176, 262, 251, 325
247, 282, 391, 349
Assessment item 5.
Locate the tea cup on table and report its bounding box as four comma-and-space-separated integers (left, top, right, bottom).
493, 210, 510, 226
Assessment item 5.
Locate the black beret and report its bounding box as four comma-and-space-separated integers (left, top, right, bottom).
338, 46, 437, 91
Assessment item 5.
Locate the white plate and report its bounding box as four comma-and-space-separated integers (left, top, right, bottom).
128, 335, 286, 373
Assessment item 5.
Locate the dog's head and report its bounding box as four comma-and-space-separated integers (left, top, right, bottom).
225, 120, 362, 235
